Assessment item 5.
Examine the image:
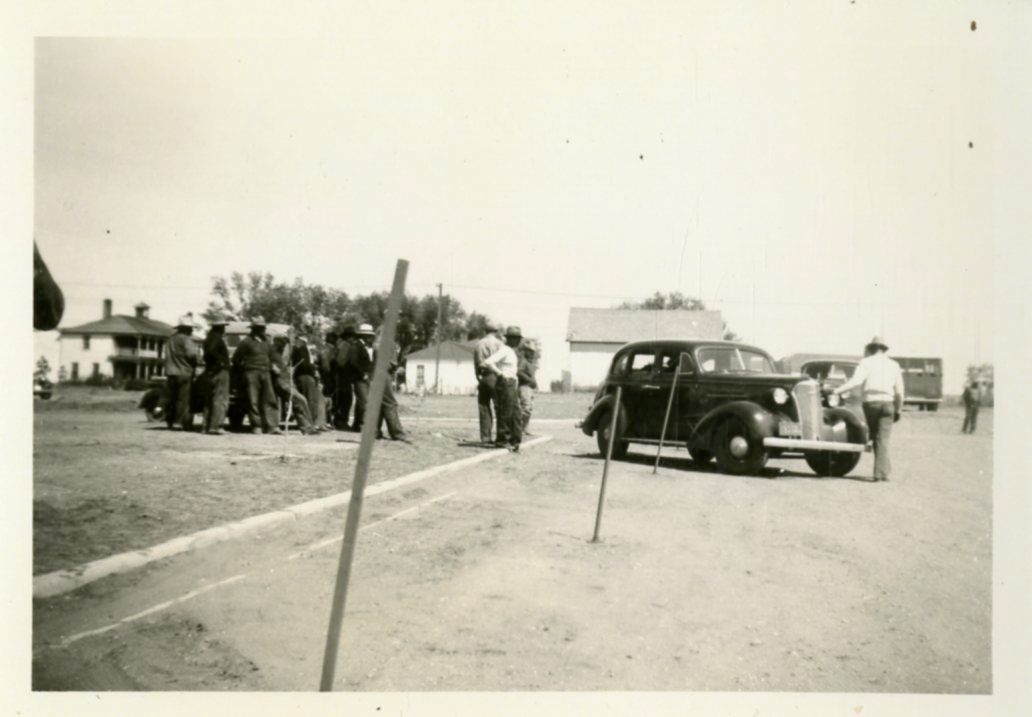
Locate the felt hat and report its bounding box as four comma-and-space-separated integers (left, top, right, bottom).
250, 315, 267, 328
865, 336, 889, 352
175, 314, 194, 329
505, 325, 523, 339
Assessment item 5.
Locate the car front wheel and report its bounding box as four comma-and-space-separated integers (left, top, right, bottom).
712, 416, 768, 476
595, 409, 629, 461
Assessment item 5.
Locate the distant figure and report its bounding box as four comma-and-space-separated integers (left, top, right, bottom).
333, 324, 358, 430
232, 316, 279, 434
962, 380, 982, 434
202, 315, 231, 435
374, 334, 410, 442
473, 324, 505, 445
271, 334, 316, 435
517, 342, 538, 435
33, 241, 64, 331
317, 331, 338, 430
292, 335, 326, 432
348, 323, 377, 432
482, 326, 523, 452
833, 336, 905, 482
165, 316, 199, 431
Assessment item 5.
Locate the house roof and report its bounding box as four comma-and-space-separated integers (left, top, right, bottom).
58, 314, 174, 338
405, 340, 477, 362
566, 308, 724, 344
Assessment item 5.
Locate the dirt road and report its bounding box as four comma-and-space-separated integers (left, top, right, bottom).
32, 398, 991, 692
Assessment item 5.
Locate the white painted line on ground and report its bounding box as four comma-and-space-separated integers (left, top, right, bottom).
50, 491, 458, 650
33, 435, 554, 599
57, 574, 248, 648
286, 490, 458, 559
405, 417, 580, 424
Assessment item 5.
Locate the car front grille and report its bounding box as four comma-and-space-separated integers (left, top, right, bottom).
792, 380, 822, 441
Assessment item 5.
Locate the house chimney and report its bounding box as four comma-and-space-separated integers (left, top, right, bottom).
103, 299, 112, 319
134, 302, 150, 319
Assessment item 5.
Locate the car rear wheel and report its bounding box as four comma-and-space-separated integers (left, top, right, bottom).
595, 409, 629, 461
713, 416, 768, 475
687, 448, 713, 465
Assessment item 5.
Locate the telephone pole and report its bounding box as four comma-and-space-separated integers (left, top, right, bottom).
434, 283, 443, 394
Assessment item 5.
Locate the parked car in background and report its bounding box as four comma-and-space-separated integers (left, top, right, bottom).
895, 356, 943, 411
139, 321, 293, 429
33, 377, 53, 400
581, 340, 869, 477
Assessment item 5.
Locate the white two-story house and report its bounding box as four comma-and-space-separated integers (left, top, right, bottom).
58, 300, 173, 382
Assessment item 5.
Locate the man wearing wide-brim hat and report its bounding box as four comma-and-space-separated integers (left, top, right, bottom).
473, 323, 506, 445
231, 315, 280, 434
345, 323, 377, 432
164, 314, 199, 431
202, 314, 232, 434
833, 336, 905, 481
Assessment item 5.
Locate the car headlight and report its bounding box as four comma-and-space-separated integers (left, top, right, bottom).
772, 387, 789, 405
827, 392, 841, 408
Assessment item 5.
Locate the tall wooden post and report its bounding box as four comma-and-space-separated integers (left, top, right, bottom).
319, 259, 409, 691
434, 283, 443, 394
591, 385, 622, 543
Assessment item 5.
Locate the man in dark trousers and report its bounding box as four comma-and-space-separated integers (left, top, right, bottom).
317, 331, 337, 430
473, 323, 505, 445
482, 326, 523, 452
374, 335, 410, 442
961, 379, 983, 434
348, 323, 376, 432
333, 324, 357, 430
202, 315, 232, 435
294, 336, 328, 431
232, 316, 280, 434
165, 315, 199, 431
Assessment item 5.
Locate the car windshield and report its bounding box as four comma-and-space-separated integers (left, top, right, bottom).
696, 347, 775, 374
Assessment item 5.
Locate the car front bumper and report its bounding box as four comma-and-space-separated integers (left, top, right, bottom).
763, 437, 867, 453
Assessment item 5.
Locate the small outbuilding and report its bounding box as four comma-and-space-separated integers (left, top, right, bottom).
404, 340, 478, 395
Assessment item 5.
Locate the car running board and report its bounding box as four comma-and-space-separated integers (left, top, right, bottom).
763, 438, 867, 453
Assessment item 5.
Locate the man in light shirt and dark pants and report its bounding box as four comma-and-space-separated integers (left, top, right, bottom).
833, 336, 905, 482
473, 324, 505, 445
482, 326, 523, 452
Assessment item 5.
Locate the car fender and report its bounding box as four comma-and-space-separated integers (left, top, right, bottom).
820, 407, 868, 445
581, 393, 625, 436
692, 401, 777, 444
139, 387, 165, 411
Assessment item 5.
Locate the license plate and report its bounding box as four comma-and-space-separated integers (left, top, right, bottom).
779, 421, 802, 437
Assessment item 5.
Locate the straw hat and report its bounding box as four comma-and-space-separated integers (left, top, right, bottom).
355, 323, 375, 336
865, 336, 889, 352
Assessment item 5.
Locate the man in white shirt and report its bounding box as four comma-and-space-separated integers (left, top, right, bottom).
834, 336, 905, 481
473, 324, 505, 444
482, 326, 523, 452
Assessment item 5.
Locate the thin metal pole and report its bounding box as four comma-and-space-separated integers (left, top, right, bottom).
653, 365, 681, 474
319, 259, 409, 691
591, 385, 622, 543
434, 283, 443, 394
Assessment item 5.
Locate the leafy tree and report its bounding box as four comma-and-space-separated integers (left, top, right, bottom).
616, 292, 738, 340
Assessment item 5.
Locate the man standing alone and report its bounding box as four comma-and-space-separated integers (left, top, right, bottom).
473, 324, 505, 445
482, 326, 523, 452
961, 379, 982, 434
202, 315, 231, 434
165, 315, 198, 431
833, 336, 905, 481
232, 316, 279, 434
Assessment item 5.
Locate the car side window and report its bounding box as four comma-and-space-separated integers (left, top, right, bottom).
658, 349, 692, 375
628, 351, 656, 377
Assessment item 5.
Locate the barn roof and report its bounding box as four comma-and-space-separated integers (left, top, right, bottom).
58, 314, 174, 338
405, 340, 478, 362
566, 308, 723, 344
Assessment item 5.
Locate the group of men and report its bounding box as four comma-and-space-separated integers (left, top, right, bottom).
473, 324, 538, 453
163, 314, 408, 441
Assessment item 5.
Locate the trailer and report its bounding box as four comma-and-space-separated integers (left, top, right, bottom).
895, 356, 943, 411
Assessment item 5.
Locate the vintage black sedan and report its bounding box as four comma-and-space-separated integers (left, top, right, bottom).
580, 340, 869, 477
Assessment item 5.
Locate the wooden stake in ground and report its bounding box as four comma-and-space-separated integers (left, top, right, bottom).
319, 258, 409, 691
653, 352, 689, 474
591, 385, 623, 543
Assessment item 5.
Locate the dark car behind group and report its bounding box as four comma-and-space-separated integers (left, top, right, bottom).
138, 321, 293, 430
581, 340, 870, 477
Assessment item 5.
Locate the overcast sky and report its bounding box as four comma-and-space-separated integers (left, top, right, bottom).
32, 5, 996, 389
